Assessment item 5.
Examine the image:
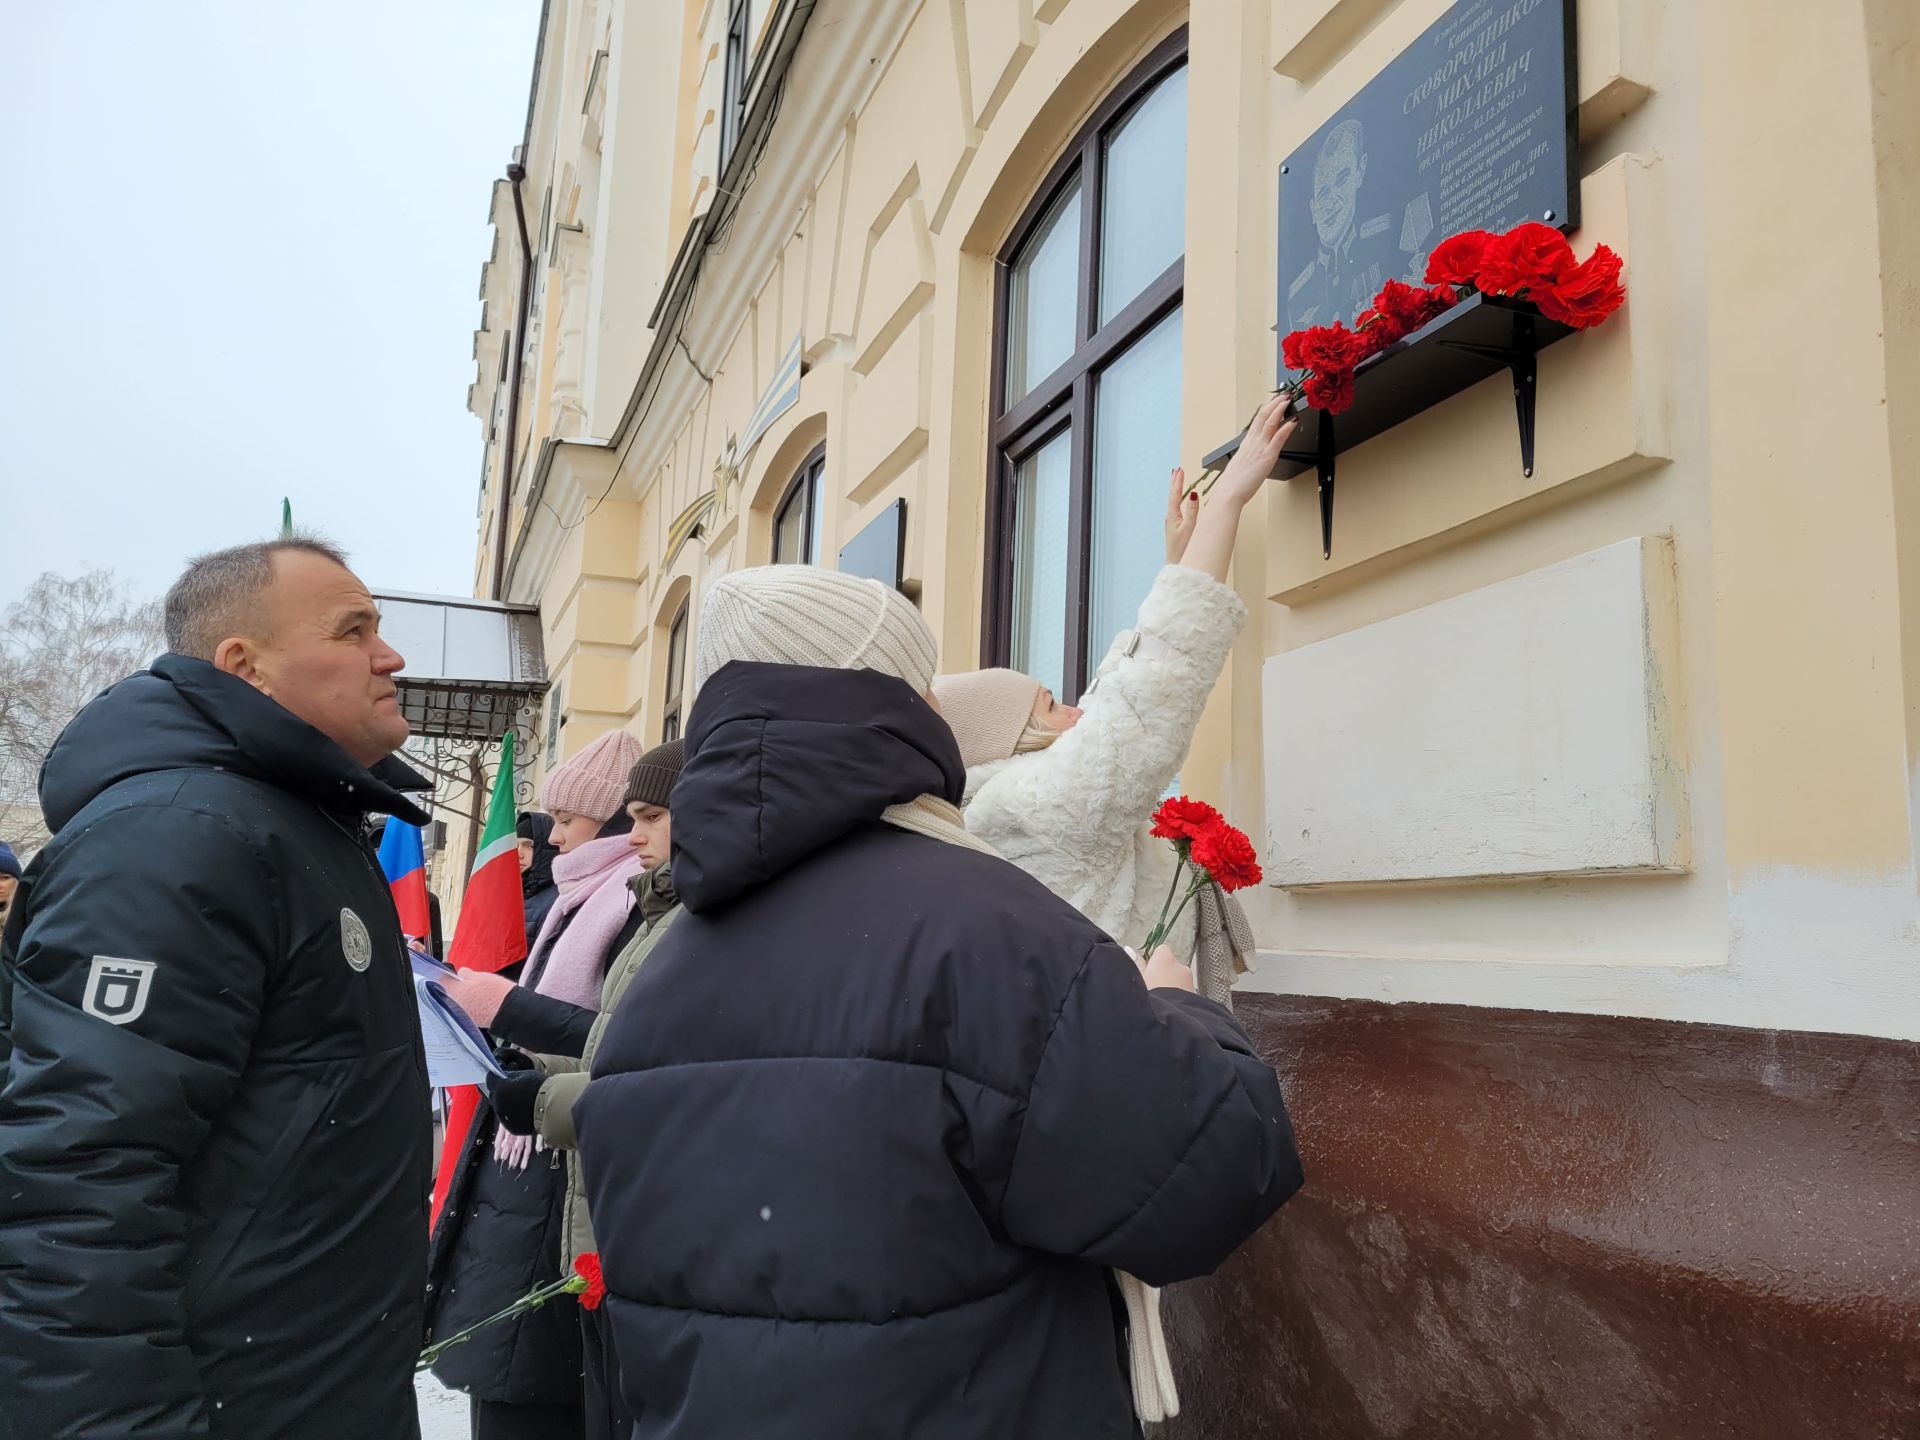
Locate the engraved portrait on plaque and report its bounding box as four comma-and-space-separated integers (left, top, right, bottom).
1280, 0, 1577, 340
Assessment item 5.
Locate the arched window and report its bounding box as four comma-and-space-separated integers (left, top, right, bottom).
661, 600, 689, 743
985, 32, 1188, 702
773, 445, 826, 565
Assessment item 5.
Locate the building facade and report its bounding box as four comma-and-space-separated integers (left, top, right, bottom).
447, 0, 1919, 1431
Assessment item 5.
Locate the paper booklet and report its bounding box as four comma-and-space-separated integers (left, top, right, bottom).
409, 950, 506, 1088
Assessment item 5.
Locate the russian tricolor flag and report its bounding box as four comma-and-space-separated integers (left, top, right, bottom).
378, 819, 432, 948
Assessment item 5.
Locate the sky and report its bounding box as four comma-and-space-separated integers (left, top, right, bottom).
1, 1, 542, 611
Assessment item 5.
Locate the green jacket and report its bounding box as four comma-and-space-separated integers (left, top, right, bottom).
532, 864, 679, 1267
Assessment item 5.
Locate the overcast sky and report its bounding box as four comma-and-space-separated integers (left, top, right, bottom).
1, 1, 540, 611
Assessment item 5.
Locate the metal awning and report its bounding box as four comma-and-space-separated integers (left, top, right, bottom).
372, 590, 547, 741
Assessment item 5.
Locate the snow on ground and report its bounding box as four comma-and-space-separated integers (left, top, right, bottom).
415, 1370, 469, 1439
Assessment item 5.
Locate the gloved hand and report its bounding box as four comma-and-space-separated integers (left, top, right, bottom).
493, 1045, 537, 1073
488, 1069, 545, 1136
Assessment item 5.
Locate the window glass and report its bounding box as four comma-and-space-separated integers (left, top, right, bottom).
1004, 181, 1082, 406
806, 466, 825, 564
664, 608, 687, 705
774, 486, 807, 564
773, 457, 823, 565
1099, 68, 1188, 325
1010, 430, 1072, 698
991, 49, 1186, 699
1088, 306, 1182, 658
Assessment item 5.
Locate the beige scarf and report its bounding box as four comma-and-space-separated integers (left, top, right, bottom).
887, 790, 1181, 1425
1192, 881, 1255, 1011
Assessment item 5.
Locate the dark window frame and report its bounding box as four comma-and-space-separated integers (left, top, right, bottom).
661, 599, 689, 743
772, 443, 827, 565
720, 0, 751, 170
982, 28, 1189, 702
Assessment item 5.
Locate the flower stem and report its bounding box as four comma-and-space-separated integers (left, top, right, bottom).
1143, 870, 1211, 957
1161, 877, 1210, 951
1151, 854, 1186, 942
417, 1275, 585, 1371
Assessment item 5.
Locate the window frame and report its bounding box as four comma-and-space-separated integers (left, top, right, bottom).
772, 444, 827, 566
983, 28, 1189, 703
661, 600, 689, 743
720, 0, 751, 170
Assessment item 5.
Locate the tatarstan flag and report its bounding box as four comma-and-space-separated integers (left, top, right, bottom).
431, 731, 527, 1228
445, 730, 528, 976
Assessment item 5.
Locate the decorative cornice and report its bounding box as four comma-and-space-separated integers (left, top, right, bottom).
506, 0, 917, 607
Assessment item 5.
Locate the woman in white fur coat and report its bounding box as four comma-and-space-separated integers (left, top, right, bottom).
934, 391, 1294, 964
931, 392, 1296, 1425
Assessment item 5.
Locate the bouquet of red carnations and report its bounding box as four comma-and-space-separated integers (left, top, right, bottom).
1278, 220, 1627, 416
1139, 796, 1264, 956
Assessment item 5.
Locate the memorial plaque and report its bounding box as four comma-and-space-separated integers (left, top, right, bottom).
838, 499, 907, 591
1278, 0, 1577, 354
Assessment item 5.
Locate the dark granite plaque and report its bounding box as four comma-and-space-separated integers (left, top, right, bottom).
1278, 0, 1577, 355
837, 499, 906, 590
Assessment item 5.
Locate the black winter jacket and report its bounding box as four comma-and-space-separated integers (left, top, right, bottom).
575, 663, 1303, 1439
0, 655, 433, 1440
424, 910, 587, 1407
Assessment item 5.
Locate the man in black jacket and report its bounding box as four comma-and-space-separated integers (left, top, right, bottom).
0, 537, 433, 1439
575, 567, 1304, 1438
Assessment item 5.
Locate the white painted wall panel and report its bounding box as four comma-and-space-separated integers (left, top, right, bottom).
1264, 536, 1686, 887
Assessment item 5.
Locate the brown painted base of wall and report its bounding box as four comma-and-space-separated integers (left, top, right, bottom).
1160, 996, 1920, 1439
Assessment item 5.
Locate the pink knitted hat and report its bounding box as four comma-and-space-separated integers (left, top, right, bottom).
541, 728, 645, 822
930, 668, 1045, 768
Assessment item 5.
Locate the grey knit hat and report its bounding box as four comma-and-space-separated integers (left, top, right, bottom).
623, 739, 684, 810
691, 566, 938, 695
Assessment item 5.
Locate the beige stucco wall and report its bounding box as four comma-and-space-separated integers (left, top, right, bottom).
446, 0, 1920, 1041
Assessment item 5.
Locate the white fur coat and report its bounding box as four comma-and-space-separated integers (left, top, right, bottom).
961, 563, 1248, 956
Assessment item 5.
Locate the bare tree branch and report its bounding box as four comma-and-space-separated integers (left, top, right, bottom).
0, 571, 165, 858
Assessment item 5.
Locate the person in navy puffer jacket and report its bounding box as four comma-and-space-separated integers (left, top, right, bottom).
575, 566, 1303, 1440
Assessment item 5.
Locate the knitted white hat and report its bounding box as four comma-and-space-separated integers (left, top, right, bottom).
692, 566, 938, 696
929, 668, 1046, 768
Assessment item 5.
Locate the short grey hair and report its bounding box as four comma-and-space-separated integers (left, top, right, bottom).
163, 535, 350, 660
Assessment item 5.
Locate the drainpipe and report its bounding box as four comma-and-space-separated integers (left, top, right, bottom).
492, 159, 536, 601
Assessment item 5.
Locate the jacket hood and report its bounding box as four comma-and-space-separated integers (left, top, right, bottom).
670, 662, 964, 913
40, 652, 431, 832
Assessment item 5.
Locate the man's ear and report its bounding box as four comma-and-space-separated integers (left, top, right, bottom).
212, 636, 270, 693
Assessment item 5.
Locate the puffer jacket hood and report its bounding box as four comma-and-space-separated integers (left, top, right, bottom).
671, 661, 963, 913
40, 652, 430, 833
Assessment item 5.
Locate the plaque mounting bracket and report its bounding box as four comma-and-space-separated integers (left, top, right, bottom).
1202, 295, 1575, 559
1435, 308, 1542, 480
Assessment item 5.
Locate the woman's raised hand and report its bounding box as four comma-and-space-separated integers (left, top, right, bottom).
1213, 392, 1297, 508
1164, 467, 1200, 565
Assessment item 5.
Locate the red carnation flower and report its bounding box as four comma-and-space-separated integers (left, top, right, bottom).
1419, 283, 1460, 322
1191, 822, 1263, 893
1475, 222, 1575, 297
1355, 306, 1408, 354
1424, 230, 1495, 287
573, 1253, 607, 1312
1373, 278, 1432, 332
1151, 796, 1223, 844
1302, 366, 1356, 414
1280, 328, 1309, 373
1534, 244, 1625, 329
1283, 321, 1367, 376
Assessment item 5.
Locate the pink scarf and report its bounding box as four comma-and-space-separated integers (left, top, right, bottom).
495, 832, 645, 1168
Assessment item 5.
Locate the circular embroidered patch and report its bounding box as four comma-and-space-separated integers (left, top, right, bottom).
341, 907, 373, 972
